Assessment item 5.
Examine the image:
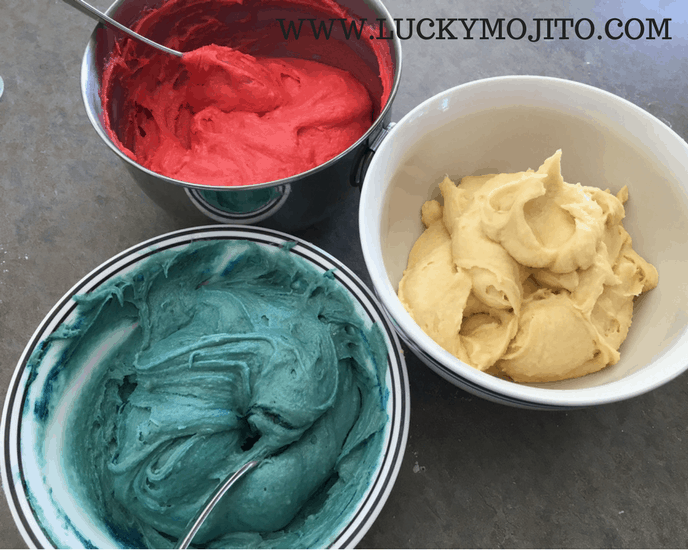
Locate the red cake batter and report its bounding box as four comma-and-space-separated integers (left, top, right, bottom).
101, 0, 394, 187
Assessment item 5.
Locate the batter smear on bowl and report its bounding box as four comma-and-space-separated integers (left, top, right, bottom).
398, 150, 658, 383
100, 0, 394, 187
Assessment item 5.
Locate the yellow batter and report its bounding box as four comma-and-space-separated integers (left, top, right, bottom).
398, 151, 658, 383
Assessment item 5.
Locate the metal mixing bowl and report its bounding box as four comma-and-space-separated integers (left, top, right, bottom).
80, 0, 402, 231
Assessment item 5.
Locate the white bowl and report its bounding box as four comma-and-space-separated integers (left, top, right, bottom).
359, 75, 688, 410
1, 226, 409, 548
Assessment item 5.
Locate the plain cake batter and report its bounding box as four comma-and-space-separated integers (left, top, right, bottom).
398, 151, 658, 383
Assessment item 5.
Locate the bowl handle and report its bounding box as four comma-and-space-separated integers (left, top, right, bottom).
351, 122, 396, 188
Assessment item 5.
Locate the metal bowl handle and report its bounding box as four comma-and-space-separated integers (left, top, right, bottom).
351, 122, 396, 188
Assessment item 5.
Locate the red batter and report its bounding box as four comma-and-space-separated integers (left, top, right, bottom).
101, 0, 394, 187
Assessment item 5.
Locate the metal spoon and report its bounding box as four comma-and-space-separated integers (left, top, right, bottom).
62, 0, 183, 57
175, 460, 260, 549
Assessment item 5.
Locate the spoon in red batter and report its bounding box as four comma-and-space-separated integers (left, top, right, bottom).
62, 0, 183, 58
64, 0, 247, 96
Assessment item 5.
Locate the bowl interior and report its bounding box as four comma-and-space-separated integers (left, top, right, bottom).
86, 0, 399, 152
3, 227, 408, 548
363, 76, 688, 396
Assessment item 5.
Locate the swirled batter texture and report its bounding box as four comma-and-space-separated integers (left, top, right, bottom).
101, 0, 394, 187
44, 241, 388, 548
399, 151, 658, 383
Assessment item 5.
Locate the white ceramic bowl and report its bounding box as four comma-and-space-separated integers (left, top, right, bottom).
359, 75, 688, 410
1, 226, 409, 548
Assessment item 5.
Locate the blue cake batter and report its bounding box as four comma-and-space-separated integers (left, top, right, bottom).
32, 240, 389, 548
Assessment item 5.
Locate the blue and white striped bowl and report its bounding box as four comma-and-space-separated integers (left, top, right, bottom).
360, 76, 688, 410
1, 225, 409, 548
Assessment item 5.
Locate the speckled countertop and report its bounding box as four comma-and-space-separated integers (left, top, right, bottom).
1, 0, 688, 547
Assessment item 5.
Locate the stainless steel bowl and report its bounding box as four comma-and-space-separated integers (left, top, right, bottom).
80, 0, 402, 231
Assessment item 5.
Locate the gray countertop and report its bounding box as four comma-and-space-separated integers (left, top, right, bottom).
1, 0, 688, 547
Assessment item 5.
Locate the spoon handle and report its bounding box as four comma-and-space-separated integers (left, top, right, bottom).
175, 460, 260, 549
61, 0, 183, 57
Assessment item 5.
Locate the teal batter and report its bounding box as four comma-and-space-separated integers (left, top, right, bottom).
40, 240, 388, 548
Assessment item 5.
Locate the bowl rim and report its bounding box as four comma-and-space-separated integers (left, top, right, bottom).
0, 225, 410, 549
359, 74, 688, 409
79, 0, 404, 192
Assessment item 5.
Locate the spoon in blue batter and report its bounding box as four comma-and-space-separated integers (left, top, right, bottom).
175, 460, 260, 549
